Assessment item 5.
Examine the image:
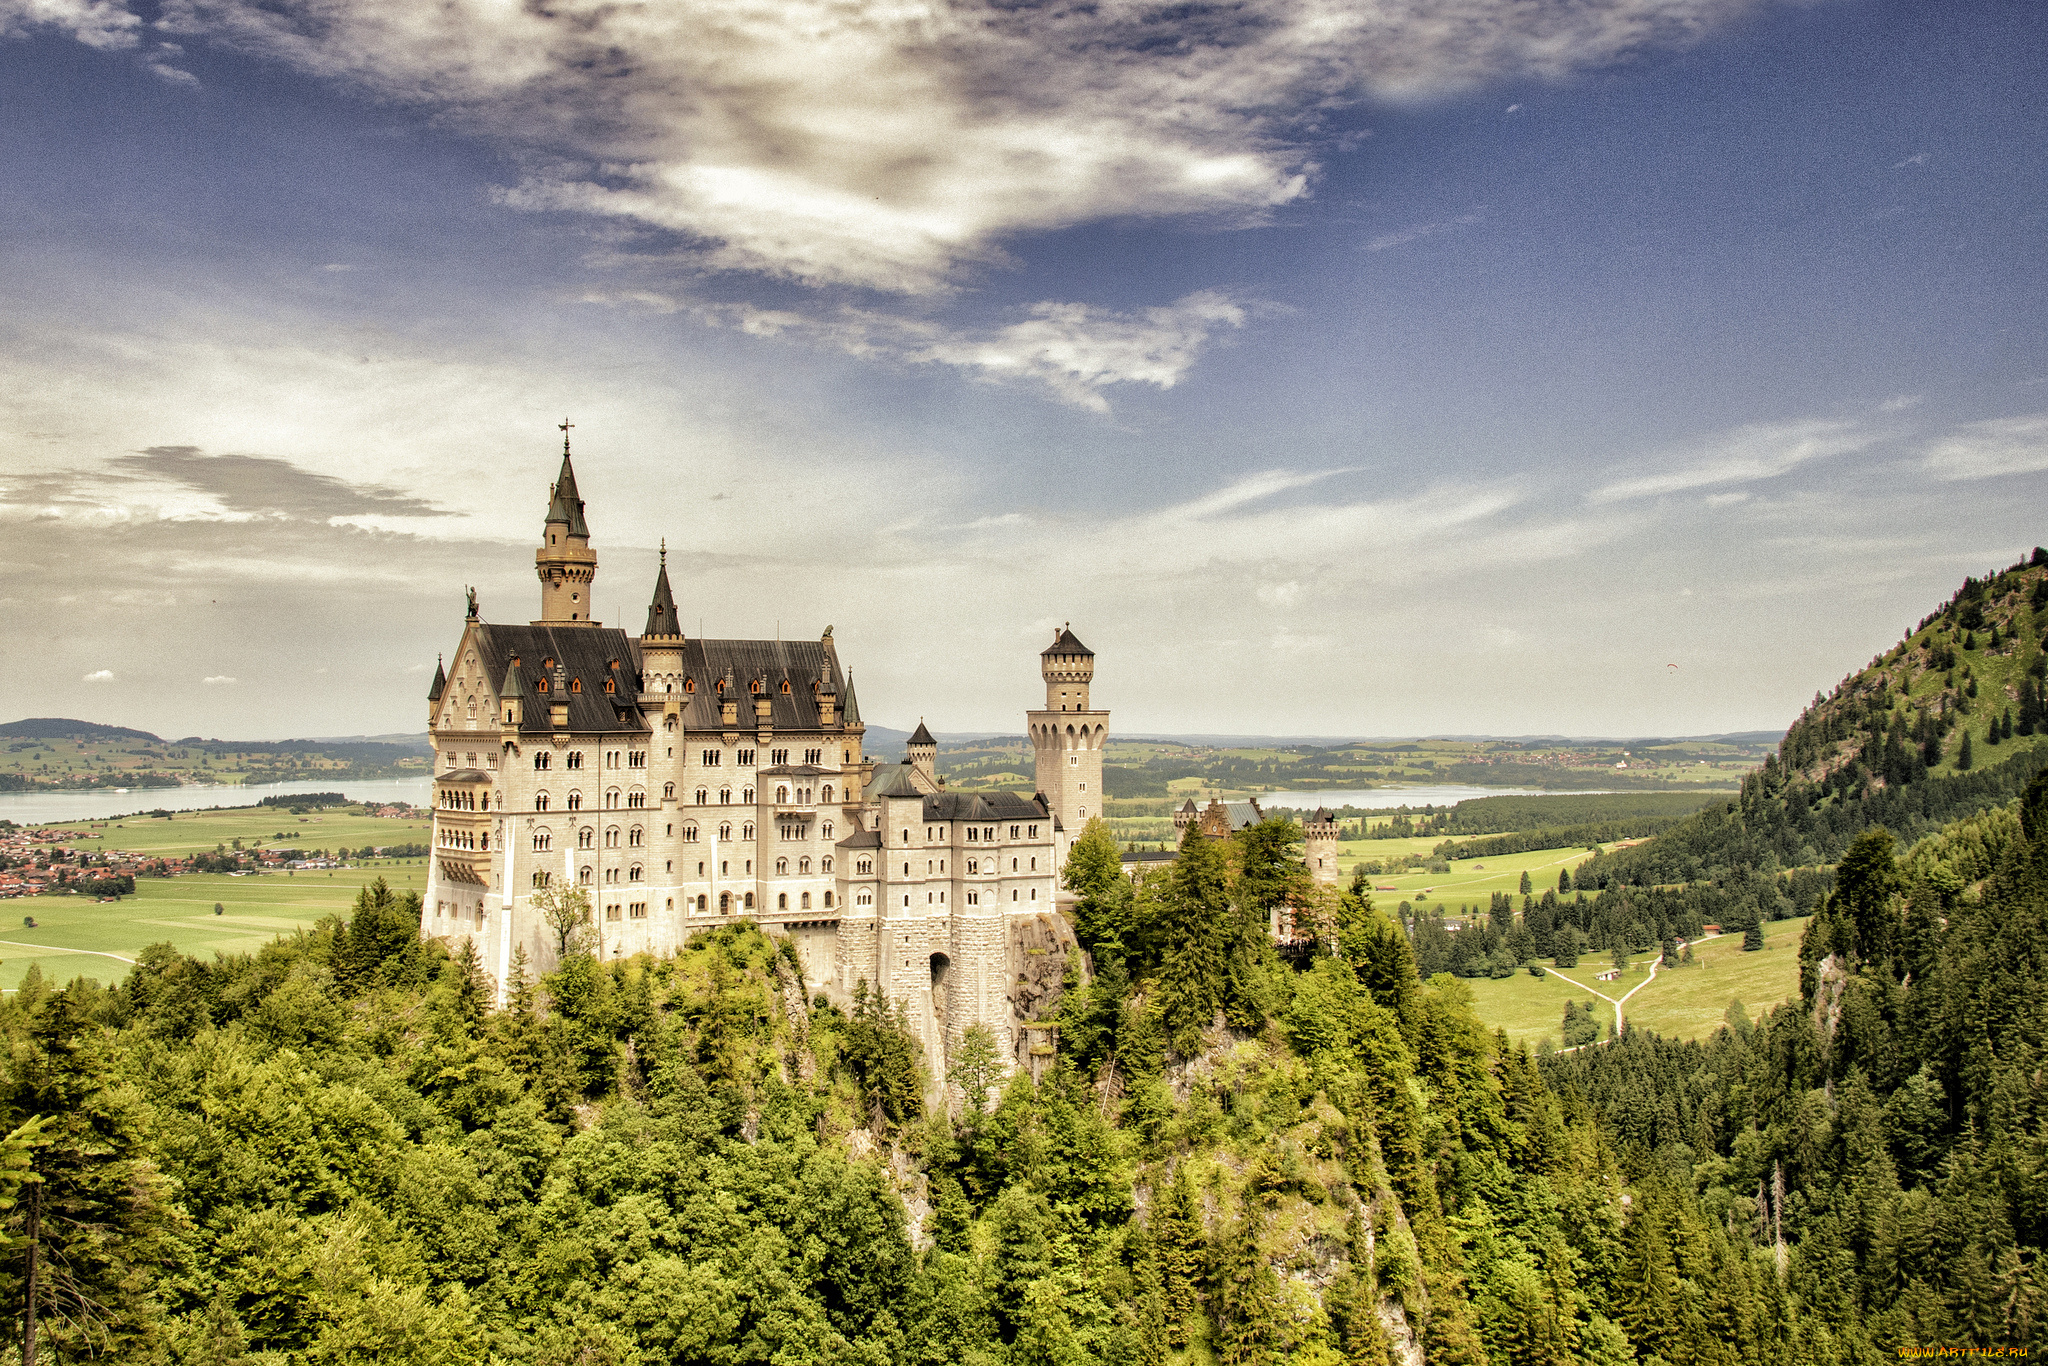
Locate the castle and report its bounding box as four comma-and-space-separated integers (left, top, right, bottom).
421, 435, 1097, 1075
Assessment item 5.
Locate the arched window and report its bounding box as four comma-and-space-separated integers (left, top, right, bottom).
629, 826, 643, 847
800, 892, 811, 909
628, 790, 645, 808
822, 785, 833, 802
696, 788, 708, 805
780, 678, 791, 694
567, 791, 582, 810
719, 892, 731, 913
901, 830, 909, 844
570, 678, 582, 693
578, 866, 592, 885
535, 792, 550, 811
606, 789, 621, 809
534, 752, 551, 770
578, 827, 594, 849
742, 822, 755, 840
605, 827, 620, 848
683, 824, 698, 842
719, 787, 731, 804
695, 894, 707, 912
719, 822, 732, 840
824, 891, 834, 907
533, 831, 551, 852
857, 858, 871, 875
822, 821, 833, 839
776, 858, 788, 874
743, 892, 755, 909
629, 865, 642, 881
776, 785, 789, 803
856, 891, 872, 906
533, 870, 551, 888
663, 782, 675, 800
822, 856, 833, 873
967, 859, 978, 874
777, 893, 788, 910
685, 677, 696, 693
799, 857, 812, 874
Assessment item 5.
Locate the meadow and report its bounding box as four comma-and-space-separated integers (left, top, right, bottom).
1459, 913, 1811, 1048
1352, 841, 1616, 916
73, 804, 433, 857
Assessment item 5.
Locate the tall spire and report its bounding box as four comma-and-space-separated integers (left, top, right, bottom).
841, 670, 862, 725
544, 430, 590, 539
644, 539, 681, 639
535, 423, 599, 624
427, 654, 446, 702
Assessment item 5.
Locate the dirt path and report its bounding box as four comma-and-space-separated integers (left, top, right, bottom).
1545, 954, 1663, 1036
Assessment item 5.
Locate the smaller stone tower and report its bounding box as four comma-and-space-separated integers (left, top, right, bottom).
534, 421, 599, 625
639, 543, 685, 710
1028, 625, 1108, 861
907, 720, 938, 788
1304, 807, 1341, 886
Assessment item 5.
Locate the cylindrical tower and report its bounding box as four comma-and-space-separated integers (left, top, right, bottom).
534, 423, 599, 625
1026, 624, 1108, 867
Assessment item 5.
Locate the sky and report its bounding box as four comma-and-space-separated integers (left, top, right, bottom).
1, 0, 2044, 742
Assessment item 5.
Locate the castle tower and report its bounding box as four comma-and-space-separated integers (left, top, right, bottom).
639, 543, 685, 709
1028, 624, 1108, 861
907, 720, 938, 788
1304, 807, 1341, 886
534, 421, 599, 625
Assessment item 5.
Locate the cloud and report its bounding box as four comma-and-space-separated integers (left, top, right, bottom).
108, 447, 448, 521
1878, 394, 1922, 413
1589, 420, 1878, 503
1364, 212, 1483, 252
114, 0, 1773, 296
202, 675, 237, 685
82, 668, 115, 682
1922, 414, 2048, 481
1892, 152, 1929, 169
0, 0, 141, 50
594, 289, 1250, 410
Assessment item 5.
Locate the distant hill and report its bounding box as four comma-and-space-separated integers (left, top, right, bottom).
1577, 547, 2048, 890
0, 717, 163, 743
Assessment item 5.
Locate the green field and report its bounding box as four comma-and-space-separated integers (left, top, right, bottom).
2, 867, 428, 992
1354, 843, 1616, 914
65, 804, 433, 857
1462, 914, 1810, 1049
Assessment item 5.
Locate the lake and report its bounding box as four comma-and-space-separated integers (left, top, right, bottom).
0, 778, 434, 827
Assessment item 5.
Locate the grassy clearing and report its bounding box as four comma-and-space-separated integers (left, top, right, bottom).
1463, 914, 1810, 1048
1357, 844, 1613, 916
2, 867, 423, 991
57, 806, 432, 857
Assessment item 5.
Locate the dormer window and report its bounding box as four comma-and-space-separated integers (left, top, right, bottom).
571, 678, 583, 693
537, 677, 549, 693
685, 677, 696, 694
544, 657, 555, 669
750, 678, 763, 695
604, 678, 616, 694
715, 678, 725, 695
780, 679, 791, 695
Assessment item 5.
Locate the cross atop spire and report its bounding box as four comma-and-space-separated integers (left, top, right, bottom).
558, 417, 574, 456
660, 537, 667, 567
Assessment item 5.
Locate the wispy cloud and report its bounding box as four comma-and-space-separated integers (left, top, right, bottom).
202, 675, 237, 685
1589, 420, 1878, 504
1892, 151, 1929, 169
110, 447, 449, 521
82, 668, 115, 682
59, 0, 1772, 298
1922, 414, 2048, 481
1364, 212, 1483, 252
588, 289, 1251, 411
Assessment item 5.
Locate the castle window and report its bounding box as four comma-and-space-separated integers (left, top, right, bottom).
695, 788, 708, 805
629, 865, 642, 882
1011, 858, 1018, 871
778, 893, 788, 910
578, 828, 594, 849
1009, 825, 1019, 839
605, 902, 619, 920
605, 827, 620, 848
857, 859, 872, 875
604, 678, 615, 694
804, 748, 821, 764
631, 901, 648, 919
629, 750, 645, 767
719, 892, 731, 913
533, 830, 552, 851
684, 676, 696, 693
742, 822, 755, 840
967, 892, 978, 906
664, 716, 677, 731
567, 791, 582, 810
1069, 755, 1078, 766
780, 679, 791, 694
802, 891, 812, 908
696, 894, 708, 912
719, 787, 731, 804
822, 856, 834, 874
744, 892, 755, 909
776, 858, 788, 875
771, 748, 788, 765
742, 786, 754, 803
683, 824, 698, 842
571, 678, 582, 693
629, 826, 643, 847
702, 750, 721, 767
823, 891, 834, 907
750, 678, 762, 695
737, 748, 755, 766
776, 786, 789, 803
901, 831, 909, 844
533, 870, 550, 887
1079, 808, 1086, 819
967, 828, 977, 842
857, 891, 872, 906
567, 751, 583, 768
607, 789, 621, 809
967, 859, 977, 874
628, 791, 645, 808
719, 822, 732, 840
537, 676, 548, 693
578, 866, 592, 885
799, 857, 812, 874
663, 782, 675, 800
821, 785, 833, 802
1028, 825, 1038, 839
536, 793, 550, 811
822, 822, 833, 839
535, 753, 551, 770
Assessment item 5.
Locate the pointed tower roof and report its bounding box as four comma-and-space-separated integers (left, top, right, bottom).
500, 659, 527, 699
908, 720, 936, 747
544, 444, 591, 539
842, 671, 862, 725
644, 541, 680, 638
427, 655, 446, 701
1042, 624, 1093, 657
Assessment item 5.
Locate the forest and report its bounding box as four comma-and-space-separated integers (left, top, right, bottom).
0, 768, 2041, 1363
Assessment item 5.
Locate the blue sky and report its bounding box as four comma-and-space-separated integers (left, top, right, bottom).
2, 0, 2043, 740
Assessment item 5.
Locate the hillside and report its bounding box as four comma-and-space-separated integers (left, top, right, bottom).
1575, 549, 2048, 891
0, 722, 432, 791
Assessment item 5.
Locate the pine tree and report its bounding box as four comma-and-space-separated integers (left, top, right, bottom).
1558, 867, 1571, 895
1519, 870, 1533, 895
1153, 823, 1233, 1052
1743, 915, 1765, 952
1956, 728, 1973, 771
1154, 1166, 1204, 1348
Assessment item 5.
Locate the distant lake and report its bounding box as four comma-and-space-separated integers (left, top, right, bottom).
1258, 785, 1566, 811
0, 778, 433, 827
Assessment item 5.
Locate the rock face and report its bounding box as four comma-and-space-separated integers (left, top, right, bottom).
1005, 911, 1076, 1081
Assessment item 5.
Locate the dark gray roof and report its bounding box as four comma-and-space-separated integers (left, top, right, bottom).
428, 656, 446, 702
1310, 807, 1335, 823
842, 671, 861, 725
1042, 626, 1093, 657
1121, 850, 1176, 864
869, 765, 925, 798
643, 554, 680, 638
908, 721, 936, 746
439, 768, 492, 783
760, 764, 834, 777
660, 638, 851, 733
544, 450, 590, 538
1219, 800, 1265, 831
471, 623, 645, 735
837, 829, 883, 849
923, 791, 1048, 822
